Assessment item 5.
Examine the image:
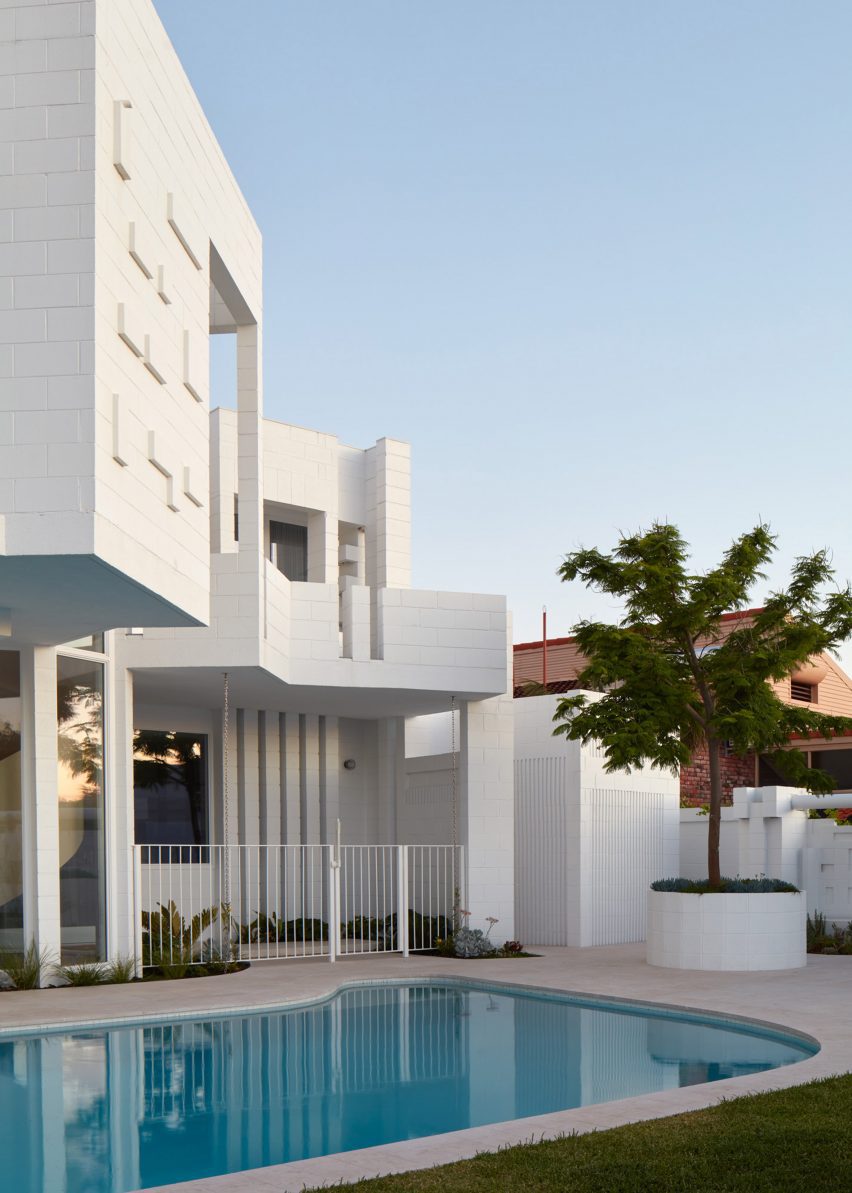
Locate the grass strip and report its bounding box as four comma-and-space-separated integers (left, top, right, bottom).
307, 1074, 846, 1192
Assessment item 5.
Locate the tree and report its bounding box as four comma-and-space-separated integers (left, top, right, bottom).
552, 523, 852, 887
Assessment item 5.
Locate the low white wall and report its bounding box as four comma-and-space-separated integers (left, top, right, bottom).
647, 890, 807, 971
680, 787, 852, 926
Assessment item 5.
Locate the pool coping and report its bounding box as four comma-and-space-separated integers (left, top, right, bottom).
2, 947, 849, 1193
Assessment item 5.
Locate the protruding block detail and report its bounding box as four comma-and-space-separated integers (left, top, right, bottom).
167, 192, 202, 270
148, 431, 178, 512
183, 466, 203, 507
143, 334, 166, 385
128, 222, 153, 279
156, 264, 171, 305
111, 394, 128, 467
117, 302, 143, 357
113, 99, 132, 180
182, 329, 203, 401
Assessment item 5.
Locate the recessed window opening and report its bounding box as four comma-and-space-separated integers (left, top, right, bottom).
134, 730, 209, 863
269, 521, 308, 582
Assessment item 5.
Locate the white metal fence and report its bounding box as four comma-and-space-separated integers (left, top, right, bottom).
134, 843, 463, 969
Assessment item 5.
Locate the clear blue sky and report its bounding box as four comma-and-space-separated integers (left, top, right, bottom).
154, 1, 852, 652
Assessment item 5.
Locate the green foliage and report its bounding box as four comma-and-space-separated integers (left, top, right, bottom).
141, 900, 219, 968
56, 962, 107, 986
652, 877, 799, 894
299, 1075, 852, 1193
806, 911, 852, 954
553, 523, 852, 884
105, 954, 137, 983
0, 941, 56, 989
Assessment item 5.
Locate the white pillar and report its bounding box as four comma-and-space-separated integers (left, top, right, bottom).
258, 710, 280, 846
280, 712, 301, 844
459, 681, 515, 942
376, 717, 405, 844
20, 645, 61, 962
107, 655, 135, 958
300, 714, 321, 844
319, 716, 339, 844
238, 709, 260, 846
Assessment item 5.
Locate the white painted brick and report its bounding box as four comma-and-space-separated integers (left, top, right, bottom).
13, 270, 76, 307
0, 104, 46, 142
15, 69, 79, 107
46, 101, 92, 138
14, 476, 78, 511
15, 409, 78, 444
46, 35, 94, 71
14, 203, 79, 240
15, 339, 77, 375
14, 135, 78, 173
0, 443, 46, 477
0, 307, 45, 342
47, 169, 93, 204
47, 441, 92, 475
15, 4, 80, 40
0, 172, 46, 207
0, 40, 46, 77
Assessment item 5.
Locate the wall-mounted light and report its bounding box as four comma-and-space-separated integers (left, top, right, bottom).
126, 627, 144, 637
343, 758, 356, 770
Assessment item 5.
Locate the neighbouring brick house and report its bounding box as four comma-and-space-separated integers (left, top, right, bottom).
514, 610, 852, 805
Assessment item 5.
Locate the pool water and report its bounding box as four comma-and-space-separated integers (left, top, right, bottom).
0, 982, 815, 1192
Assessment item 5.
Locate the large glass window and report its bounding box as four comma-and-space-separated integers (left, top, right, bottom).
811, 750, 852, 793
0, 652, 22, 953
57, 655, 105, 963
134, 731, 208, 861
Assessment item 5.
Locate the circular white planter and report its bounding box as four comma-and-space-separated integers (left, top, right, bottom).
646, 889, 807, 971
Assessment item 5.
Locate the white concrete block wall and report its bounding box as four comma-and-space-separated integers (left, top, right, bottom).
366, 437, 411, 591
459, 632, 515, 941
514, 694, 680, 947
0, 1, 97, 559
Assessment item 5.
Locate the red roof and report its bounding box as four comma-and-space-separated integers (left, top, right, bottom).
513, 607, 765, 653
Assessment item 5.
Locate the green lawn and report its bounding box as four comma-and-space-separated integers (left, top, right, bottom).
307, 1074, 848, 1192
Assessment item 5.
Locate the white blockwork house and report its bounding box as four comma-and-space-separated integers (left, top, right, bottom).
0, 0, 513, 965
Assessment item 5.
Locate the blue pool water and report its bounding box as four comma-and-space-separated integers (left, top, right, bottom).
0, 981, 815, 1192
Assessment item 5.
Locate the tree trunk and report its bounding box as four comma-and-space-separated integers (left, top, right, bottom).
707, 734, 723, 888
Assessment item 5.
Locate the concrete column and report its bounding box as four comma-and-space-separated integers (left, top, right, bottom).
221, 705, 239, 848
237, 709, 260, 845
341, 583, 370, 660
459, 681, 515, 943
365, 438, 411, 590
258, 710, 281, 846
319, 716, 340, 844
376, 717, 405, 844
299, 714, 321, 844
106, 654, 135, 958
20, 646, 61, 962
280, 712, 301, 844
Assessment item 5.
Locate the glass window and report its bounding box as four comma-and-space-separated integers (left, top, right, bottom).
134, 731, 208, 861
811, 750, 852, 792
269, 520, 308, 582
0, 652, 22, 954
57, 655, 105, 963
60, 634, 105, 654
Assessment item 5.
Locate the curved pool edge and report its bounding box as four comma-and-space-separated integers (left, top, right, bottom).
0, 971, 822, 1057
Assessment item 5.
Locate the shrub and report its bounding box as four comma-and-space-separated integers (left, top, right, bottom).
106, 954, 137, 983
651, 876, 799, 894
142, 900, 219, 968
56, 962, 107, 986
453, 927, 496, 959
0, 941, 56, 989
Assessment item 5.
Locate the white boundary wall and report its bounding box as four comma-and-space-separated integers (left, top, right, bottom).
681, 785, 852, 927
514, 695, 679, 947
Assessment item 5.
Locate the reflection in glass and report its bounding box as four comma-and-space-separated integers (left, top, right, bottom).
134, 731, 208, 863
0, 984, 814, 1193
57, 655, 105, 963
0, 652, 22, 952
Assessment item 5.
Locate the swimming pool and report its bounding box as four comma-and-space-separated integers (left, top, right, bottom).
0, 980, 816, 1192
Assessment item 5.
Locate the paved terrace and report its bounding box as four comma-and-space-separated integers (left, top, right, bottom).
1, 946, 848, 1193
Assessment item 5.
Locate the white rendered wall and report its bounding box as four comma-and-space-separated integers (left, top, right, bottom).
514, 694, 680, 947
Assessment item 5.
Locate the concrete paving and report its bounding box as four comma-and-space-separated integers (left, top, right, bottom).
1, 945, 848, 1192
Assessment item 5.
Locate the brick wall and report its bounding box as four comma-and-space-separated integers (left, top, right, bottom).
680, 742, 756, 806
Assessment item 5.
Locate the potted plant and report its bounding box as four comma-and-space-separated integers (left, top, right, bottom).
552, 522, 852, 971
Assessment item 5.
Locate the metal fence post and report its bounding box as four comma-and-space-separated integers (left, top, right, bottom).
398, 845, 410, 958
329, 843, 341, 963
132, 845, 144, 978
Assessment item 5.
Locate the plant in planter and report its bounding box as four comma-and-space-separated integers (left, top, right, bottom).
552, 523, 852, 969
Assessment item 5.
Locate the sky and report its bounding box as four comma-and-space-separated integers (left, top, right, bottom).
153, 1, 852, 656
